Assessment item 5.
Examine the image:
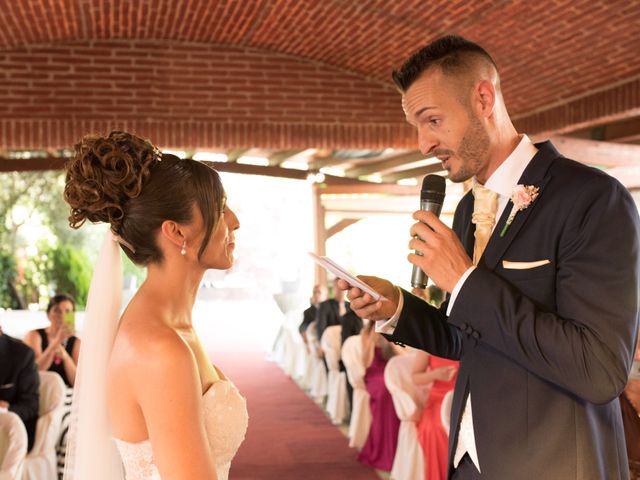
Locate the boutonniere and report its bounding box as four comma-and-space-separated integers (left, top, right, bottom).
500, 184, 540, 237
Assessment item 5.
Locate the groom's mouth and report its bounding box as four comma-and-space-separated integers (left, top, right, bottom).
434, 152, 451, 169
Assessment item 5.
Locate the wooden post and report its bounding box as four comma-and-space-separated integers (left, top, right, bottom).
312, 183, 327, 287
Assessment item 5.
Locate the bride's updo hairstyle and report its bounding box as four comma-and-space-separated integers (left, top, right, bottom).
64, 131, 224, 266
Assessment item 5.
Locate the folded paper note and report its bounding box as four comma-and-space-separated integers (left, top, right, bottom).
308, 252, 383, 301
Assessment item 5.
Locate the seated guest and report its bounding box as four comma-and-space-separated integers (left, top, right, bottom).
621, 338, 640, 479
0, 326, 40, 452
357, 321, 402, 471
412, 350, 458, 480
24, 293, 79, 477
340, 309, 363, 408
316, 277, 351, 342
340, 310, 363, 346
24, 293, 81, 387
299, 284, 325, 351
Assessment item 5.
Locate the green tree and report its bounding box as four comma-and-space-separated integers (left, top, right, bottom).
47, 244, 92, 308
0, 250, 19, 309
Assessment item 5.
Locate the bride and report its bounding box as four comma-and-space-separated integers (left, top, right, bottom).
62, 131, 247, 480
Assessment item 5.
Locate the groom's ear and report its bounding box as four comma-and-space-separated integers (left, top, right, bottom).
159, 220, 186, 249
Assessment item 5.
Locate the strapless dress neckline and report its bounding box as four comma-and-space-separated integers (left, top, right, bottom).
114, 379, 248, 480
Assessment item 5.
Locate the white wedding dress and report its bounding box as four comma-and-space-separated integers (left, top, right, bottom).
114, 379, 248, 480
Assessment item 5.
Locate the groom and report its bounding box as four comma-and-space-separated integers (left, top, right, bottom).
341, 35, 640, 479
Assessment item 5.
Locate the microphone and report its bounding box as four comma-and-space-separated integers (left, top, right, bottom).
411, 174, 446, 288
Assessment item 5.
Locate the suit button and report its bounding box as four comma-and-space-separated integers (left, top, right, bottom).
460, 322, 468, 330
472, 331, 480, 339
465, 326, 473, 334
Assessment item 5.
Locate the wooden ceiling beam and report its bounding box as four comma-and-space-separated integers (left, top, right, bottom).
0, 156, 67, 172
601, 166, 640, 189
307, 154, 348, 170
225, 148, 250, 163
613, 134, 640, 143
203, 161, 388, 186
345, 151, 430, 177
599, 117, 640, 142
268, 149, 306, 166
547, 136, 640, 168
0, 156, 400, 189
381, 162, 445, 183
318, 183, 420, 196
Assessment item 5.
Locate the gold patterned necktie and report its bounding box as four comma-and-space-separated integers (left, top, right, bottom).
472, 183, 499, 264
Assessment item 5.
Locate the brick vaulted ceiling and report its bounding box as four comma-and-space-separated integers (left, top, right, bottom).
1, 0, 640, 185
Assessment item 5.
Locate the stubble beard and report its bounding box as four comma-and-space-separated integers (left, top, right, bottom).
448, 114, 491, 183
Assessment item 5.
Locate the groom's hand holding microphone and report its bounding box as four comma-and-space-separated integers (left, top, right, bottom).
407, 174, 471, 294
408, 210, 472, 294
338, 174, 472, 322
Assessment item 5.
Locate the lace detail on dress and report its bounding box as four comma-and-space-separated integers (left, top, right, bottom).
113, 440, 159, 480
114, 380, 248, 480
202, 379, 249, 476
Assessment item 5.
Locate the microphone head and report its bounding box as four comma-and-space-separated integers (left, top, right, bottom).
420, 174, 446, 204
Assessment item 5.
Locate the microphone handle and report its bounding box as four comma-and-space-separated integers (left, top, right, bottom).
410, 199, 444, 288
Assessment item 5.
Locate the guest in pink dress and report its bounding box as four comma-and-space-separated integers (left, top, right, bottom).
357, 321, 402, 471
412, 350, 458, 480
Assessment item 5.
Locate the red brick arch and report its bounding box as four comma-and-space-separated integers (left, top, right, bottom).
0, 40, 415, 149
0, 0, 638, 150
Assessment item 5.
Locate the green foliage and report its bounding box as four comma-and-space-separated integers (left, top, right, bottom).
0, 171, 62, 247
122, 254, 146, 287
0, 170, 146, 308
0, 250, 18, 309
15, 247, 50, 307
47, 244, 92, 308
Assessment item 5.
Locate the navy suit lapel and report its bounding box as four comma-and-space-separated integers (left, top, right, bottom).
480, 141, 560, 271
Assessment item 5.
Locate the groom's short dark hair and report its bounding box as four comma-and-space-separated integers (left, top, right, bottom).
392, 35, 498, 93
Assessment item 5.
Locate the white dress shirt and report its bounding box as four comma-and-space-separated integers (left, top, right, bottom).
377, 134, 538, 472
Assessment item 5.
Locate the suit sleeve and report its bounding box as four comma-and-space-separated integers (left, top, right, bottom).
9, 348, 40, 423
449, 175, 640, 404
315, 304, 324, 339
384, 291, 465, 360
299, 308, 312, 334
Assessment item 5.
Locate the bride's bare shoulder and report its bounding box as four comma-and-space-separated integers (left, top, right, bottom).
112, 306, 193, 372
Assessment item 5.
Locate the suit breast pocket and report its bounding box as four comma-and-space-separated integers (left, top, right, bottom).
498, 259, 556, 305
499, 258, 555, 281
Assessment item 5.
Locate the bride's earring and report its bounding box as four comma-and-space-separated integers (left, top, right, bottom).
181, 240, 187, 256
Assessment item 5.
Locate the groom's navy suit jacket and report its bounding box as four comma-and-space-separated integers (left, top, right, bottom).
388, 142, 640, 479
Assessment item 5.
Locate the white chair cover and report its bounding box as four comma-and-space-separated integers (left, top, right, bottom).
384, 353, 425, 480
440, 389, 454, 435
0, 411, 27, 480
306, 321, 327, 402
281, 328, 297, 377
300, 345, 315, 391
270, 324, 288, 365
23, 371, 66, 480
341, 335, 371, 449
292, 334, 308, 381
320, 325, 349, 425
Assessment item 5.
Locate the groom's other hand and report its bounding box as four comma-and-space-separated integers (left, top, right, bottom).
337, 276, 399, 321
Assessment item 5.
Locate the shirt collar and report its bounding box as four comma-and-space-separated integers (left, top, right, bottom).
480, 134, 538, 198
